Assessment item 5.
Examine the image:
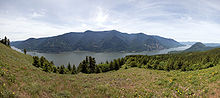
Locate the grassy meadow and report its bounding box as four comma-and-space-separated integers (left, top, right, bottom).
0, 43, 219, 97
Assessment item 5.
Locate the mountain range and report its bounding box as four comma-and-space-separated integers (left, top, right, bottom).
11, 30, 183, 53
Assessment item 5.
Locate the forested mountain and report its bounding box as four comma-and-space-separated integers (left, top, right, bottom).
11, 30, 182, 53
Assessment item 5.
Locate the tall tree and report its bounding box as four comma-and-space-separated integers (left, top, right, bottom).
67, 62, 72, 72
24, 49, 27, 54
72, 64, 77, 74
109, 61, 114, 70
33, 56, 40, 67
89, 56, 96, 73
77, 60, 88, 73
59, 65, 66, 74
114, 59, 119, 70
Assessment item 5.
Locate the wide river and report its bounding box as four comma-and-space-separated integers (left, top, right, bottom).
12, 45, 191, 67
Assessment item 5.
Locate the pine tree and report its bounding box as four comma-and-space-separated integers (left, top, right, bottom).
53, 66, 57, 73
59, 65, 65, 74
72, 64, 77, 74
40, 56, 46, 67
114, 59, 119, 70
86, 56, 89, 64
3, 36, 7, 45
88, 56, 96, 73
24, 49, 27, 54
109, 61, 114, 70
67, 62, 72, 72
77, 60, 88, 73
33, 56, 40, 67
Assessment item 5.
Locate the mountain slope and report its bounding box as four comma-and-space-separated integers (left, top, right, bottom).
184, 42, 213, 52
0, 43, 220, 97
169, 42, 220, 53
11, 30, 182, 52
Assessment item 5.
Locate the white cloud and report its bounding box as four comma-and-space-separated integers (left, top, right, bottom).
31, 11, 45, 18
0, 0, 220, 43
94, 7, 109, 26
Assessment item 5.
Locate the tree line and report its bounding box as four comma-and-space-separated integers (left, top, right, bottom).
32, 48, 220, 75
122, 48, 220, 71
32, 56, 125, 74
33, 56, 77, 74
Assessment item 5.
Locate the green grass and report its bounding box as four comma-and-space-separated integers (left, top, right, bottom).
0, 43, 220, 97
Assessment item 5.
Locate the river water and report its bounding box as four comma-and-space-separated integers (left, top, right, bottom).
12, 45, 191, 67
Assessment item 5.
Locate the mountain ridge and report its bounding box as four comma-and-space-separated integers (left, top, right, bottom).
11, 30, 183, 53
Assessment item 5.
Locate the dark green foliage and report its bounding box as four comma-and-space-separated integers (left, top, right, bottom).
71, 64, 77, 74
88, 56, 96, 73
0, 36, 10, 47
97, 58, 125, 72
59, 65, 68, 74
23, 49, 27, 54
76, 56, 125, 74
123, 48, 220, 71
77, 56, 95, 74
32, 48, 220, 75
97, 64, 110, 72
33, 56, 40, 67
67, 62, 72, 72
109, 61, 114, 70
77, 60, 88, 73
32, 56, 70, 74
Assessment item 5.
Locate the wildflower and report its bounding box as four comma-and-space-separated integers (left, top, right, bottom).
12, 92, 15, 95
3, 83, 5, 86
169, 79, 173, 82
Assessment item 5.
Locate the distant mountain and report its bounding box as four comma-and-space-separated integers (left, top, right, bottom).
204, 43, 220, 47
184, 42, 213, 52
11, 30, 183, 53
169, 42, 220, 53
181, 41, 220, 47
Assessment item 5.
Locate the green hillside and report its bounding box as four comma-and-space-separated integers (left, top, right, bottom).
0, 43, 219, 97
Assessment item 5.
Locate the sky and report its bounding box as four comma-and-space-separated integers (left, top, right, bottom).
0, 0, 220, 43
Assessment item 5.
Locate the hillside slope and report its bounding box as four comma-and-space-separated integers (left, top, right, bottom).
184, 42, 214, 52
11, 30, 182, 52
169, 42, 219, 53
0, 43, 219, 97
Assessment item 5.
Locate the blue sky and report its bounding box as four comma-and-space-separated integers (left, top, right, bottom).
0, 0, 220, 42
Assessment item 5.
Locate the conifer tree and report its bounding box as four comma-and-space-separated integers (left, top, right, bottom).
89, 56, 96, 73
72, 64, 77, 74
53, 66, 57, 73
114, 59, 119, 70
109, 61, 114, 70
67, 62, 72, 72
59, 65, 65, 74
33, 56, 40, 67
24, 49, 27, 54
77, 60, 88, 73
